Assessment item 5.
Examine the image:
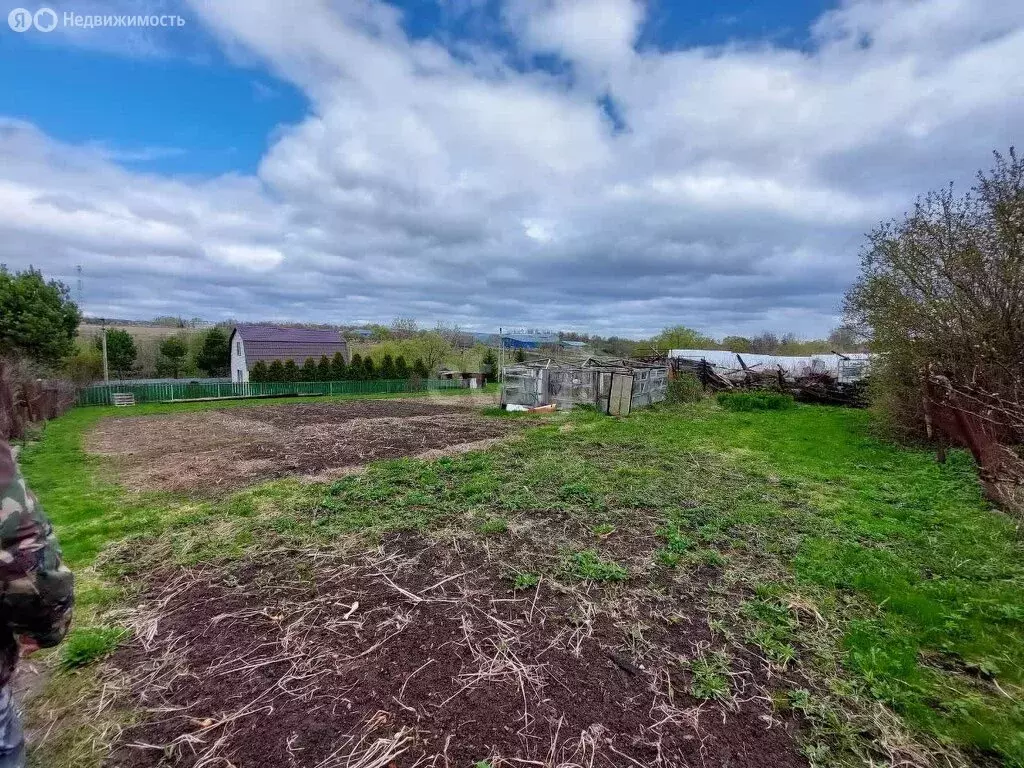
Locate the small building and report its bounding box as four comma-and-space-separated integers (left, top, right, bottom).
502, 358, 668, 415
229, 325, 350, 383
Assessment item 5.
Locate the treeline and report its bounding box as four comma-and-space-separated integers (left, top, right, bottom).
644, 325, 866, 357
249, 353, 429, 383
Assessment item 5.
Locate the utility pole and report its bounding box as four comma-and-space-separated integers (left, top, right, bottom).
101, 328, 110, 383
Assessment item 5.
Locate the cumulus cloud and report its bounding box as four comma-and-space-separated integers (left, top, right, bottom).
2, 0, 1023, 337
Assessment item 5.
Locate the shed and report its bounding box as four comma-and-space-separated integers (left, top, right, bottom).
229, 325, 350, 383
501, 358, 667, 415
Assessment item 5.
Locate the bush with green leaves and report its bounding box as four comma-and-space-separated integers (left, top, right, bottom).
717, 391, 795, 412
300, 357, 318, 382
267, 359, 284, 381
330, 352, 347, 380
250, 360, 268, 383
317, 355, 331, 381
282, 359, 298, 382
349, 353, 365, 381
666, 373, 703, 404
395, 355, 410, 379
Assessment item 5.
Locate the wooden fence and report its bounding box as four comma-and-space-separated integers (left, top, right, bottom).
75, 378, 463, 407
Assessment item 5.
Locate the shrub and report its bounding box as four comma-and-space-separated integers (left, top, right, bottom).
300, 357, 318, 382
330, 352, 347, 380
267, 359, 285, 382
250, 360, 268, 383
395, 355, 410, 379
717, 391, 795, 412
349, 353, 364, 381
666, 373, 703, 404
282, 359, 298, 382
317, 355, 331, 381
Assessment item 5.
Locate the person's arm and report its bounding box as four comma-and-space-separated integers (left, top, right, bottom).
0, 440, 74, 650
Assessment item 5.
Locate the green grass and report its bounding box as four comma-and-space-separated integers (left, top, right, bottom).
19, 396, 1024, 767
687, 650, 732, 699
59, 626, 129, 670
717, 390, 795, 411
477, 517, 509, 535
562, 549, 629, 582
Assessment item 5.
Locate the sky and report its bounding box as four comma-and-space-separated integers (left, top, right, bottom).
0, 0, 1021, 339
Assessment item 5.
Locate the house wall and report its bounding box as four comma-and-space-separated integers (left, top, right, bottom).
230, 334, 248, 383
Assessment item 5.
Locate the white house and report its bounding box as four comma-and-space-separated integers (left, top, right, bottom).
228, 325, 350, 383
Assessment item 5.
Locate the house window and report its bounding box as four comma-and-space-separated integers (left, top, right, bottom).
236, 369, 243, 383
236, 341, 241, 355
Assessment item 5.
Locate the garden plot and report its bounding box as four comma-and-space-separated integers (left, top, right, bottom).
108, 535, 805, 768
86, 400, 514, 493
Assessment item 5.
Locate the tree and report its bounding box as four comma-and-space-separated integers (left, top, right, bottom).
379, 353, 397, 379
721, 336, 752, 353
196, 327, 230, 377
514, 348, 526, 363
349, 353, 364, 381
412, 358, 429, 378
482, 348, 498, 380
363, 356, 377, 380
64, 346, 103, 384
0, 266, 81, 366
158, 334, 189, 378
268, 359, 285, 382
317, 355, 331, 381
250, 360, 269, 383
652, 326, 716, 352
749, 332, 780, 354
827, 325, 866, 352
300, 357, 318, 381
417, 331, 452, 372
96, 329, 137, 379
395, 355, 410, 379
391, 317, 418, 338
845, 148, 1024, 438
330, 352, 347, 380
283, 359, 298, 382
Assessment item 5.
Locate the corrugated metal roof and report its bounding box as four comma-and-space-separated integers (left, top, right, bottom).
235, 325, 343, 343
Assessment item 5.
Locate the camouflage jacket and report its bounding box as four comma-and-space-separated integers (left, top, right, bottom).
0, 440, 74, 685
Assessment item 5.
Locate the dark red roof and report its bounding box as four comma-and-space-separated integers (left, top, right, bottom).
232, 326, 349, 368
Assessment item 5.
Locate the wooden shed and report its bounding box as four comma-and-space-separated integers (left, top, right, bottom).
501, 358, 667, 415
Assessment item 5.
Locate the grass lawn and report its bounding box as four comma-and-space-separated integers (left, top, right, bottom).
18, 396, 1024, 768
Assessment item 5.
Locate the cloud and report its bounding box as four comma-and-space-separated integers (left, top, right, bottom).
2, 0, 1023, 337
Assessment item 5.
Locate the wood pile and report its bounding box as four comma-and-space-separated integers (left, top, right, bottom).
665, 355, 869, 407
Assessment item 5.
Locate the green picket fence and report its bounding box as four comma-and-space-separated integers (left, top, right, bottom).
75, 378, 463, 407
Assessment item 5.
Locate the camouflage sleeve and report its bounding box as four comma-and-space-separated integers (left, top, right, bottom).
0, 440, 73, 648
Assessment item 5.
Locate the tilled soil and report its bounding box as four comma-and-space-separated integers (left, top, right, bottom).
107, 537, 806, 768
86, 399, 514, 494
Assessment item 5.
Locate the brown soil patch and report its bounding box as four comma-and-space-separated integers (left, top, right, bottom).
108, 538, 806, 768
86, 400, 514, 494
